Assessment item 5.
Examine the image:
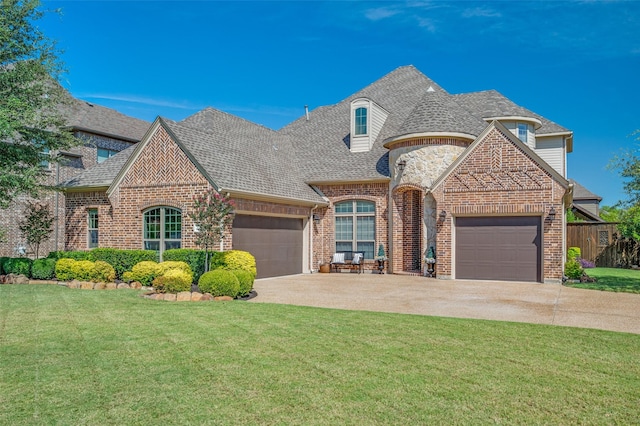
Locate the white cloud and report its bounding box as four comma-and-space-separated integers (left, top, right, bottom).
461, 7, 502, 18
365, 7, 400, 21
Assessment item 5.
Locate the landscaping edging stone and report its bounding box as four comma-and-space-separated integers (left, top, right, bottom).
0, 274, 239, 302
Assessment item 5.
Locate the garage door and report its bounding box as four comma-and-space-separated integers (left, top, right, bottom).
455, 216, 541, 282
232, 215, 303, 279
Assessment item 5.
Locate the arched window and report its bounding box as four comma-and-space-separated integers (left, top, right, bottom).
143, 207, 182, 256
354, 107, 368, 135
335, 200, 375, 259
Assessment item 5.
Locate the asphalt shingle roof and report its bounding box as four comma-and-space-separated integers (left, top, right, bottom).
65, 65, 573, 200
570, 179, 603, 201
63, 145, 137, 189
166, 111, 324, 203
61, 97, 150, 142
453, 90, 569, 135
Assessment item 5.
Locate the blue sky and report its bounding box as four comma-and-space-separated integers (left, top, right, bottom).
40, 0, 640, 206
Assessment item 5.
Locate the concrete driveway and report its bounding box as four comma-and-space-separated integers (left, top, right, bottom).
251, 273, 640, 335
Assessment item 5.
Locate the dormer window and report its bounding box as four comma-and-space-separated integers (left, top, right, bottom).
517, 123, 528, 143
355, 107, 368, 136
349, 98, 389, 153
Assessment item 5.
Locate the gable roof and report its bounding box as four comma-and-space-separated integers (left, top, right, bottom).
431, 120, 569, 192
569, 179, 602, 201
453, 90, 570, 136
61, 96, 150, 142
63, 144, 137, 190
163, 115, 324, 204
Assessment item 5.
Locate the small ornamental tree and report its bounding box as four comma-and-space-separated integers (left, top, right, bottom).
18, 202, 54, 258
189, 189, 235, 273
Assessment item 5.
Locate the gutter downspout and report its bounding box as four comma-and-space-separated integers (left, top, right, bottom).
310, 204, 317, 273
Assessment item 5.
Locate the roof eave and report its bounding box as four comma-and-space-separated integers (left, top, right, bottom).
226, 188, 328, 207
383, 132, 476, 148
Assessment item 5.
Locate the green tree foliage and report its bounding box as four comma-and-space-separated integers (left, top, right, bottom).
599, 205, 622, 223
616, 205, 640, 240
0, 0, 76, 208
188, 189, 235, 273
18, 201, 53, 258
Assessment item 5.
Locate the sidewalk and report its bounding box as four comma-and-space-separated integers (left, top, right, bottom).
251, 273, 640, 335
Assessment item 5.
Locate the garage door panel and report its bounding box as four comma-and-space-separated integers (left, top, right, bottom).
456, 216, 541, 282
232, 215, 303, 279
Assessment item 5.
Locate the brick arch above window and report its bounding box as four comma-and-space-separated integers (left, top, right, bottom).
330, 194, 381, 208
139, 199, 187, 212
392, 183, 426, 194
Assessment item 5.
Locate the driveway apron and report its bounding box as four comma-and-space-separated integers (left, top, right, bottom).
250, 273, 640, 335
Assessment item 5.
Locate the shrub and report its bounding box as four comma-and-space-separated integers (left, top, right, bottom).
92, 260, 116, 283
152, 269, 192, 293
567, 247, 581, 261
157, 261, 193, 280
0, 256, 11, 274
578, 258, 596, 269
122, 261, 160, 286
55, 258, 77, 281
31, 258, 57, 280
213, 250, 257, 277
48, 250, 92, 261
198, 270, 240, 298
565, 259, 583, 280
91, 248, 157, 280
4, 258, 33, 276
72, 260, 95, 281
163, 249, 208, 282
231, 269, 254, 297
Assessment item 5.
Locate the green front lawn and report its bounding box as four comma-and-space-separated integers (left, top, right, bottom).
569, 267, 640, 293
1, 285, 639, 424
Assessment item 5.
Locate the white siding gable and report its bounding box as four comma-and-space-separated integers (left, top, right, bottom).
350, 98, 389, 153
535, 135, 567, 177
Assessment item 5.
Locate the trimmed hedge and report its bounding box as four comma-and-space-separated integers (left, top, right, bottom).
4, 258, 33, 276
92, 260, 116, 283
198, 269, 240, 298
49, 249, 157, 280
0, 257, 10, 274
159, 249, 257, 285
55, 258, 76, 281
152, 269, 192, 293
231, 269, 254, 297
567, 247, 581, 261
162, 249, 207, 282
31, 258, 57, 280
123, 261, 160, 286
210, 250, 257, 277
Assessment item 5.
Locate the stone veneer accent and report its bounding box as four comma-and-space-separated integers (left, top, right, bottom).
431, 127, 566, 282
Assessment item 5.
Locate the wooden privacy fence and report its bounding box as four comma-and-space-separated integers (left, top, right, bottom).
566, 222, 640, 267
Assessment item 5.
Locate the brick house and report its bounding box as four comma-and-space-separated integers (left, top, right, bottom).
0, 95, 149, 257
63, 66, 574, 282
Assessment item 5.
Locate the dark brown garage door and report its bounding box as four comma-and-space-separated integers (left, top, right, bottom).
456, 216, 541, 282
232, 215, 303, 279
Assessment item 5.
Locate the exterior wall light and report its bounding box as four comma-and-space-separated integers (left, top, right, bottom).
312, 213, 320, 223
548, 206, 556, 221
397, 159, 407, 173
438, 210, 447, 223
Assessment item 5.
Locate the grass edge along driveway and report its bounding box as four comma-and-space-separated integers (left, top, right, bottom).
1, 285, 639, 425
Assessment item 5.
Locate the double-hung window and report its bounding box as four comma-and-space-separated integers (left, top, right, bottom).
88, 209, 98, 248
335, 200, 375, 259
143, 207, 182, 257
517, 123, 528, 143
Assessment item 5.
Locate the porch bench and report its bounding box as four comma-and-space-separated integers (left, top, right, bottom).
330, 251, 364, 274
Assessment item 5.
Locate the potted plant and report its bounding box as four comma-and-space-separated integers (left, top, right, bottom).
424, 246, 436, 277
375, 244, 387, 274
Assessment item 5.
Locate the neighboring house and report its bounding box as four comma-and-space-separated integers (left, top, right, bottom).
63, 66, 574, 282
569, 179, 604, 222
0, 95, 149, 257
